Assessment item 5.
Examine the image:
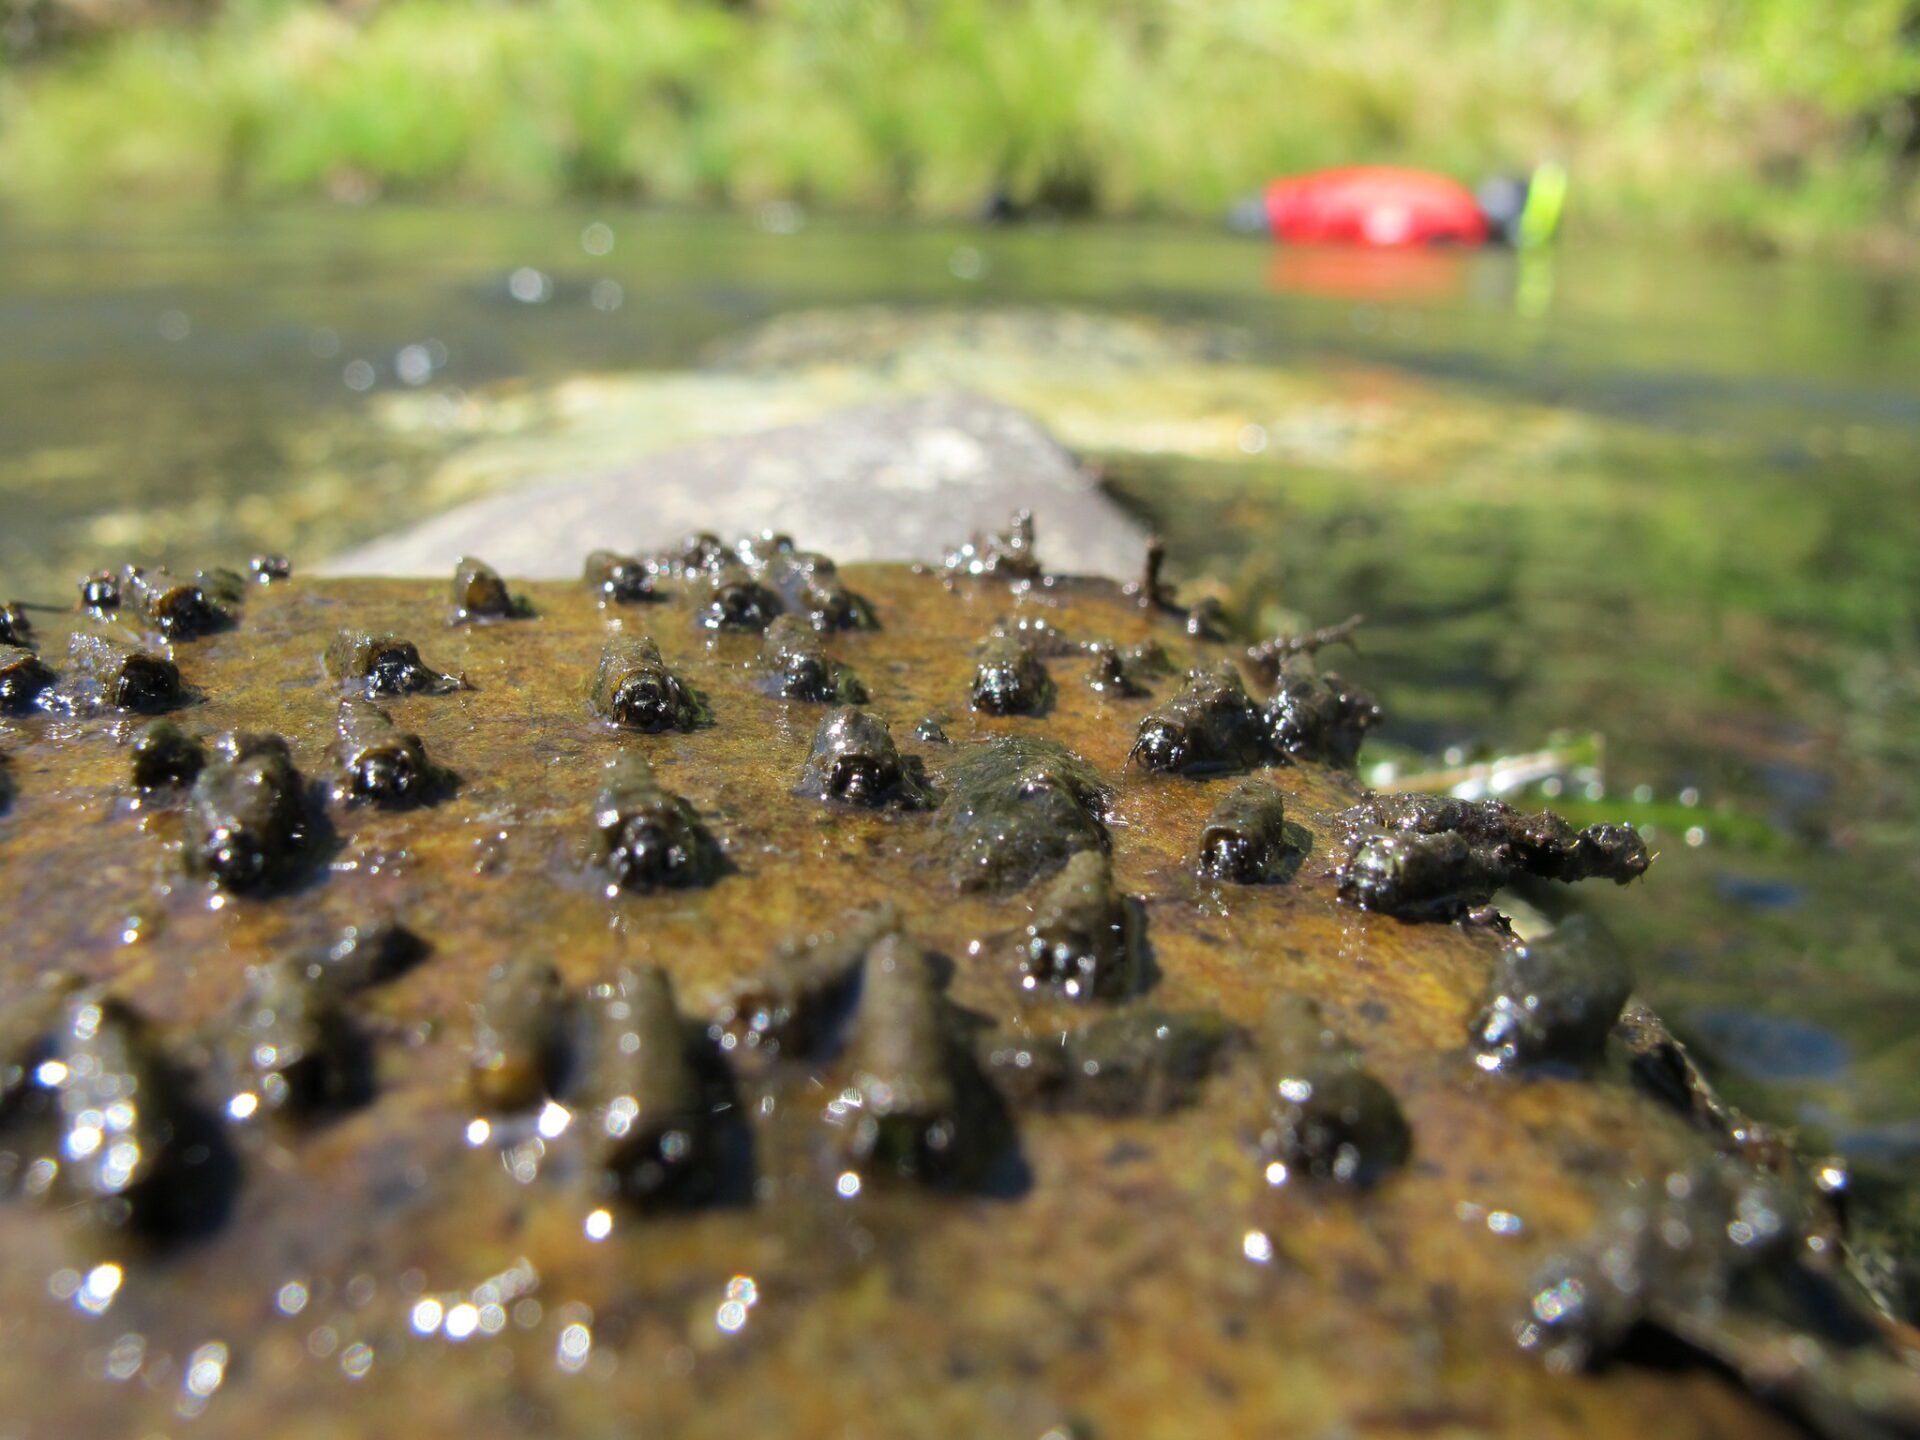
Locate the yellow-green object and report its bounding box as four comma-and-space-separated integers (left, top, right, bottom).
1518, 161, 1570, 248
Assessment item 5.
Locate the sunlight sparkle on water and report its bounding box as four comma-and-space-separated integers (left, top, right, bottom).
77, 1262, 123, 1315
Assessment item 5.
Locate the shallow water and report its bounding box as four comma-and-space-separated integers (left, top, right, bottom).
3, 206, 1918, 1185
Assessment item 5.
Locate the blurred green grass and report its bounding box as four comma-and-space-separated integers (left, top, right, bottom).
2, 0, 1919, 252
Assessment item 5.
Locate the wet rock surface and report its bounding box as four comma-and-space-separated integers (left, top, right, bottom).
0, 547, 1894, 1440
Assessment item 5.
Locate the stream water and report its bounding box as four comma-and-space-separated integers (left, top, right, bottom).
3, 207, 1918, 1211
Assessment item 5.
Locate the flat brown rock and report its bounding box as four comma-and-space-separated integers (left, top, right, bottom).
0, 557, 1864, 1440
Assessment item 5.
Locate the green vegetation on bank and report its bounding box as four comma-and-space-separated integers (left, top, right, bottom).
3, 0, 1919, 252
